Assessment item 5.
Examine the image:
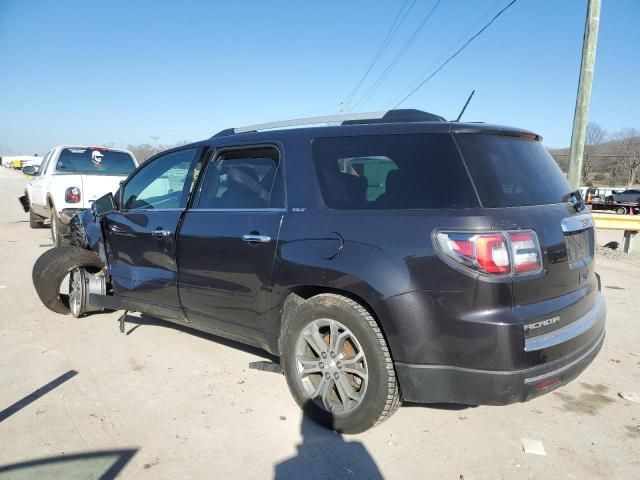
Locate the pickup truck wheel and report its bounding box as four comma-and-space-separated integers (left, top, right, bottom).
32, 247, 105, 315
29, 209, 46, 229
616, 206, 627, 215
281, 293, 401, 434
51, 209, 70, 246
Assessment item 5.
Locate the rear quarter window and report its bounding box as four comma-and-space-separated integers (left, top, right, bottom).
312, 134, 479, 210
455, 134, 572, 207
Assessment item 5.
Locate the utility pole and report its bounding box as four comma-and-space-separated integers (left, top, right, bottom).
567, 0, 601, 190
150, 135, 160, 154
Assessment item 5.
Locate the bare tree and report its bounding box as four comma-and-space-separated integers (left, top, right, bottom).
582, 122, 606, 185
611, 128, 640, 188
127, 140, 192, 164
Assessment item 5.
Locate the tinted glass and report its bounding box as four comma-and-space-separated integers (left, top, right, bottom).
56, 148, 136, 175
196, 148, 283, 209
122, 148, 196, 210
456, 134, 572, 207
312, 134, 478, 210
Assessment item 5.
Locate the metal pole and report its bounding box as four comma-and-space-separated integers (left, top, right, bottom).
567, 0, 602, 190
151, 135, 160, 155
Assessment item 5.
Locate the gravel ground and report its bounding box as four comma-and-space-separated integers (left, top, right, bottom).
0, 166, 638, 479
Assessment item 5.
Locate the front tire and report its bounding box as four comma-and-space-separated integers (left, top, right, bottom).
281, 294, 401, 434
32, 247, 105, 314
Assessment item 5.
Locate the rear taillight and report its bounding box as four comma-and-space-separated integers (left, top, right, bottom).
65, 186, 81, 204
509, 231, 542, 273
436, 230, 542, 276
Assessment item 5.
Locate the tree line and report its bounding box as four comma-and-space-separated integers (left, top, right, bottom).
550, 123, 640, 188
127, 140, 191, 164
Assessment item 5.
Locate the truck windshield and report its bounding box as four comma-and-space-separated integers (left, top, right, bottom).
56, 148, 136, 175
455, 134, 572, 207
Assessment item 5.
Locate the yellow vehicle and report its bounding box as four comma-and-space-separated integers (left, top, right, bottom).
11, 159, 23, 169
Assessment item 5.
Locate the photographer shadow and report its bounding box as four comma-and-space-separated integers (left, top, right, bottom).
275, 405, 382, 480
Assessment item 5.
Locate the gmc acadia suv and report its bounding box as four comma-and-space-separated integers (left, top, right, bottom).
32, 109, 606, 433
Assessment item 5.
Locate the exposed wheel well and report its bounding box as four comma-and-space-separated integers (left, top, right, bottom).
276, 286, 387, 355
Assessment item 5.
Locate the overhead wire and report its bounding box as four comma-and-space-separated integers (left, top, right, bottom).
389, 0, 506, 108
352, 0, 442, 112
343, 0, 415, 106
393, 0, 520, 109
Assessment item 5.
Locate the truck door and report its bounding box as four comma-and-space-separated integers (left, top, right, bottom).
104, 147, 201, 311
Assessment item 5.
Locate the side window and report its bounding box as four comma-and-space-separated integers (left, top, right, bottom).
196, 147, 283, 209
312, 134, 478, 210
122, 148, 197, 210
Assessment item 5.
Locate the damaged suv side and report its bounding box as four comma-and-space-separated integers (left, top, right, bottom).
32, 110, 606, 433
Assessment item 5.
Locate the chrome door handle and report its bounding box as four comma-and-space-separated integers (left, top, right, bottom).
151, 229, 172, 237
242, 234, 271, 243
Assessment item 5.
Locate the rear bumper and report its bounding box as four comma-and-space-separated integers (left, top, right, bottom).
396, 295, 606, 405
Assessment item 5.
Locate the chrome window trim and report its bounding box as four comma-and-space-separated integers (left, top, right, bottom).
187, 208, 287, 213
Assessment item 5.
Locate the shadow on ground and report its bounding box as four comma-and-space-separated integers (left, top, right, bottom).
0, 449, 137, 480
118, 312, 277, 362
275, 404, 383, 480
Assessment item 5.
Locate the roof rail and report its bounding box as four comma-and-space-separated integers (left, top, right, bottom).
212, 109, 445, 138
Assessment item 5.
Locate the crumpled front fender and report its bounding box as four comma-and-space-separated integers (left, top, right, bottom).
70, 210, 109, 266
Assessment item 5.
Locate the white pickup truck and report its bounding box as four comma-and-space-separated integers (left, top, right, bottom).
20, 145, 138, 245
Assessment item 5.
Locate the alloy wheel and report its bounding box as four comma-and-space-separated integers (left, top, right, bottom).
295, 318, 368, 413
68, 267, 83, 318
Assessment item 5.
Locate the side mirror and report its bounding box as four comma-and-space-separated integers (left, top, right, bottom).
92, 192, 117, 217
22, 166, 37, 175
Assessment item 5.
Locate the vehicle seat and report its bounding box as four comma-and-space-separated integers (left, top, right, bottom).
221, 166, 268, 208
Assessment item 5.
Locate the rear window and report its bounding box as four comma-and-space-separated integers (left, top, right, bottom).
455, 134, 572, 207
312, 134, 479, 210
56, 148, 136, 175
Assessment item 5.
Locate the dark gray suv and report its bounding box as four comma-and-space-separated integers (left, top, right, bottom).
33, 109, 606, 433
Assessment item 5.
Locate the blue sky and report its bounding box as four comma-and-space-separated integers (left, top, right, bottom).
1, 0, 638, 155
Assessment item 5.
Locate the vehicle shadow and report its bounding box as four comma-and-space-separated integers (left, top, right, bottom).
0, 370, 78, 423
118, 312, 278, 362
0, 449, 137, 480
274, 404, 383, 480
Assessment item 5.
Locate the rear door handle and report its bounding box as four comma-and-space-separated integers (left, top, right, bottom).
152, 229, 172, 238
242, 234, 271, 243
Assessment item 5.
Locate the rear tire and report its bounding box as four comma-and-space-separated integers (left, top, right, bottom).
616, 206, 627, 215
51, 208, 71, 246
32, 247, 104, 315
280, 293, 401, 434
29, 209, 46, 229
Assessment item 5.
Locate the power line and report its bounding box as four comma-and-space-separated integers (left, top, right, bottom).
390, 0, 505, 108
393, 0, 520, 109
344, 0, 416, 107
352, 0, 442, 112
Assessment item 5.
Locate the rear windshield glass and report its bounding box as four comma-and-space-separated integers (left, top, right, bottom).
56, 148, 136, 175
455, 134, 572, 207
312, 134, 479, 210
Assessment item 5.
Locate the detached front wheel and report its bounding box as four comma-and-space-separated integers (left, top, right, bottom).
281, 294, 401, 434
32, 247, 105, 315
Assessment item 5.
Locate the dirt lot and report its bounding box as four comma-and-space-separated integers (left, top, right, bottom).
0, 166, 638, 479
